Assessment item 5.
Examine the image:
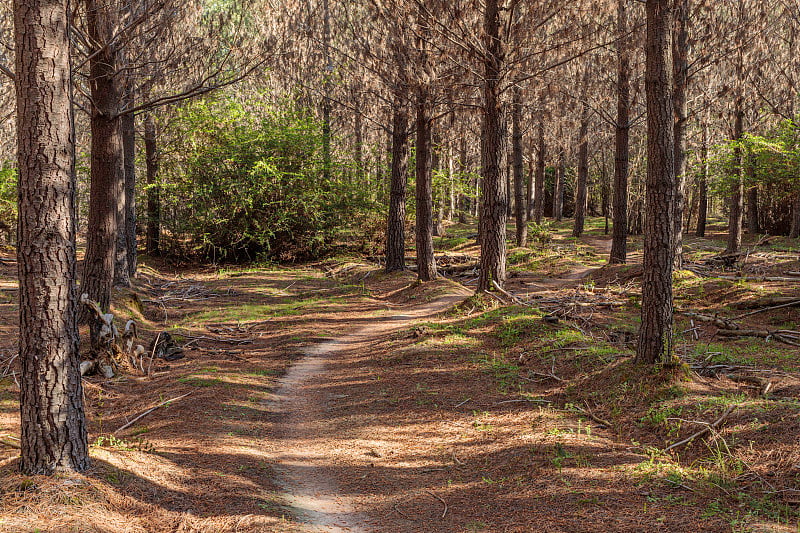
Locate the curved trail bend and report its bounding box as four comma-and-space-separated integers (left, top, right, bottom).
270, 290, 469, 532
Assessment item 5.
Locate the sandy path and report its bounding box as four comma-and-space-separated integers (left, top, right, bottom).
270, 291, 469, 532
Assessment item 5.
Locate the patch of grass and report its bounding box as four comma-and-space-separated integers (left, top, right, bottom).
178, 376, 223, 387
434, 236, 469, 250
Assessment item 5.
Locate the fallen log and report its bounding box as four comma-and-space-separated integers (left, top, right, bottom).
681, 312, 739, 330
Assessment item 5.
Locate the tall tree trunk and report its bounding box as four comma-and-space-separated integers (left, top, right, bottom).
415, 89, 437, 281
122, 110, 136, 278
696, 122, 709, 236
512, 85, 527, 247
553, 149, 565, 222
790, 195, 800, 239
726, 4, 746, 254
478, 0, 507, 292
321, 0, 332, 181
354, 110, 363, 180
14, 0, 89, 474
672, 0, 689, 268
386, 101, 408, 272
746, 185, 759, 235
458, 136, 469, 223
726, 103, 745, 254
81, 0, 123, 316
144, 113, 160, 255
610, 0, 631, 264
534, 116, 546, 223
636, 0, 676, 365
573, 80, 590, 238
526, 144, 534, 222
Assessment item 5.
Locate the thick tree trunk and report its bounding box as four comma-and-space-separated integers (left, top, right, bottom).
14, 0, 89, 474
671, 0, 689, 268
636, 0, 676, 365
696, 123, 709, 237
144, 113, 161, 255
81, 0, 124, 316
573, 87, 590, 238
386, 102, 408, 272
415, 90, 437, 281
512, 85, 527, 247
534, 117, 546, 224
478, 0, 507, 292
122, 110, 136, 278
610, 0, 631, 264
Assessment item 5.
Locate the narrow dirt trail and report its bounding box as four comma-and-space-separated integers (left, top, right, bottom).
269, 290, 470, 532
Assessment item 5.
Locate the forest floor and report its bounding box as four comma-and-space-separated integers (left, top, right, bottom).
0, 216, 799, 532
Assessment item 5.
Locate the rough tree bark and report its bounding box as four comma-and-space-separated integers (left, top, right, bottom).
478, 0, 507, 292
746, 184, 759, 235
81, 0, 125, 318
573, 70, 591, 238
637, 0, 676, 365
512, 85, 527, 247
553, 149, 565, 222
726, 102, 745, 254
696, 122, 709, 237
122, 109, 136, 278
671, 0, 689, 267
14, 0, 89, 474
144, 113, 161, 255
385, 100, 408, 272
791, 195, 800, 239
415, 89, 437, 281
610, 0, 631, 264
534, 115, 546, 224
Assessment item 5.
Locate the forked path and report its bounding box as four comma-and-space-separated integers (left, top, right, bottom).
270, 290, 470, 532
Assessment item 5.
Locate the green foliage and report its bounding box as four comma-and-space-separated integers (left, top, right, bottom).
162, 96, 376, 262
0, 164, 16, 244
709, 120, 800, 197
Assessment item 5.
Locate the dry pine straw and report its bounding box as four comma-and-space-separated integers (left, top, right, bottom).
0, 239, 798, 531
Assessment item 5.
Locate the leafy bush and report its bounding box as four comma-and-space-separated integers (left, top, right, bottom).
162, 97, 376, 262
0, 165, 16, 244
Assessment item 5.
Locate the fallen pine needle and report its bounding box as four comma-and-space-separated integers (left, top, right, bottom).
114, 392, 192, 434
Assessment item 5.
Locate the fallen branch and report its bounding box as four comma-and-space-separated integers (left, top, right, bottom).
733, 299, 800, 320
426, 490, 448, 519
664, 404, 736, 453
573, 402, 612, 428
681, 312, 738, 330
0, 434, 20, 449
114, 392, 192, 434
491, 280, 527, 306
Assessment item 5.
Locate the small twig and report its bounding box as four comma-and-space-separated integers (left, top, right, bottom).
392, 504, 414, 521
493, 398, 552, 406
454, 398, 471, 408
665, 479, 696, 492
573, 402, 612, 428
426, 490, 448, 519
114, 392, 192, 434
664, 405, 736, 453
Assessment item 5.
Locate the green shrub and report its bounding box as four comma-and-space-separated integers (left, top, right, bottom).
162, 97, 376, 262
